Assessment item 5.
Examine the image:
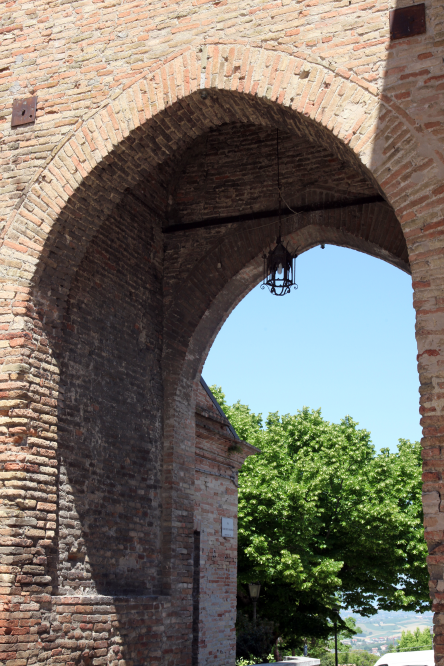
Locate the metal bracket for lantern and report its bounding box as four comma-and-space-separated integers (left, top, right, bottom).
11, 97, 37, 128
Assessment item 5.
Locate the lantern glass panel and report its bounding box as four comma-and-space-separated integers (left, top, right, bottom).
248, 583, 261, 600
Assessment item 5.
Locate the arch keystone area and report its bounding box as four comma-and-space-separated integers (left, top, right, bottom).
2, 42, 432, 283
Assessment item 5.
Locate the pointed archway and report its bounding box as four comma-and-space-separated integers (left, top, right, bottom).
1, 44, 440, 666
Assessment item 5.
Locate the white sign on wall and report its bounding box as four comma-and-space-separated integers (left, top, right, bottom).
221, 517, 234, 538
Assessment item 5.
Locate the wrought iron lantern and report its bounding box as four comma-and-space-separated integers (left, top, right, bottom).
262, 237, 297, 296
261, 128, 298, 296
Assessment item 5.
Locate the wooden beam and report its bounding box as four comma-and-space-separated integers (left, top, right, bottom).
162, 195, 387, 233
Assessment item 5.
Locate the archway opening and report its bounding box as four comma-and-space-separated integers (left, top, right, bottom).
203, 245, 419, 451
16, 87, 415, 665
199, 248, 422, 664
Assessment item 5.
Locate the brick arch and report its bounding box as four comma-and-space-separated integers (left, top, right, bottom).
2, 43, 432, 295
1, 42, 442, 666
1, 45, 430, 388
1, 44, 432, 568
2, 47, 440, 403
163, 189, 409, 394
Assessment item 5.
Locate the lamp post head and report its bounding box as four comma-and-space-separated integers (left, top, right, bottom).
248, 582, 261, 601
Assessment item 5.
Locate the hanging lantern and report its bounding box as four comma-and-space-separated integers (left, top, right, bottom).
261, 128, 298, 297
262, 237, 297, 296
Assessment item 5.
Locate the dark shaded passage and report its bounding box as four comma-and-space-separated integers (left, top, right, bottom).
55, 191, 165, 596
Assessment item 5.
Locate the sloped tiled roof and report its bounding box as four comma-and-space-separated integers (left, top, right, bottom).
199, 377, 240, 441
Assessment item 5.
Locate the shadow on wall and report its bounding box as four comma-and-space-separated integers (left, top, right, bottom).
368, 1, 444, 203
53, 192, 164, 597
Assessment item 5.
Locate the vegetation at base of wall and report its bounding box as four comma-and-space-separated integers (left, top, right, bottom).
302, 617, 366, 662
211, 387, 430, 654
236, 611, 275, 663
320, 650, 379, 666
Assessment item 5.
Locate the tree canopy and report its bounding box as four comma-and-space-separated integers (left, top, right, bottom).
211, 387, 429, 648
394, 628, 433, 652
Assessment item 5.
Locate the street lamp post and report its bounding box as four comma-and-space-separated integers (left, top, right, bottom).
332, 606, 340, 666
248, 583, 261, 626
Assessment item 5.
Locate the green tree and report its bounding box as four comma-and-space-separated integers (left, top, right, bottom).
212, 388, 429, 650
397, 627, 432, 651
308, 616, 362, 662
320, 650, 379, 666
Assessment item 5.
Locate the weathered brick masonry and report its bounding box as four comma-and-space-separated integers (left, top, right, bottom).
194, 380, 257, 664
1, 0, 444, 664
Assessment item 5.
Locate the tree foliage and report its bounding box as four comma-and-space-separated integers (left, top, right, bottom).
396, 628, 433, 651
320, 650, 379, 666
211, 387, 429, 647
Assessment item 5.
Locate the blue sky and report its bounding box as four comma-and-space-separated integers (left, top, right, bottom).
203, 245, 421, 453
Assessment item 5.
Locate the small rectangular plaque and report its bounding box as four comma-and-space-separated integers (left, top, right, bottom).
221, 517, 234, 538
389, 4, 426, 41
11, 96, 37, 128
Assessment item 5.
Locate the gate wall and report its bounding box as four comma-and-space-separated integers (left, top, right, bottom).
2, 1, 444, 665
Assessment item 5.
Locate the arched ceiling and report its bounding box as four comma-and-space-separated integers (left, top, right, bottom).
130, 120, 409, 292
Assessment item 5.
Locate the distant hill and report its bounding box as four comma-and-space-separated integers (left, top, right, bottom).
340, 610, 433, 651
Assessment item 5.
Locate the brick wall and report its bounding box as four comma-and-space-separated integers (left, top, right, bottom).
1, 0, 444, 664
194, 381, 258, 665
56, 192, 164, 598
